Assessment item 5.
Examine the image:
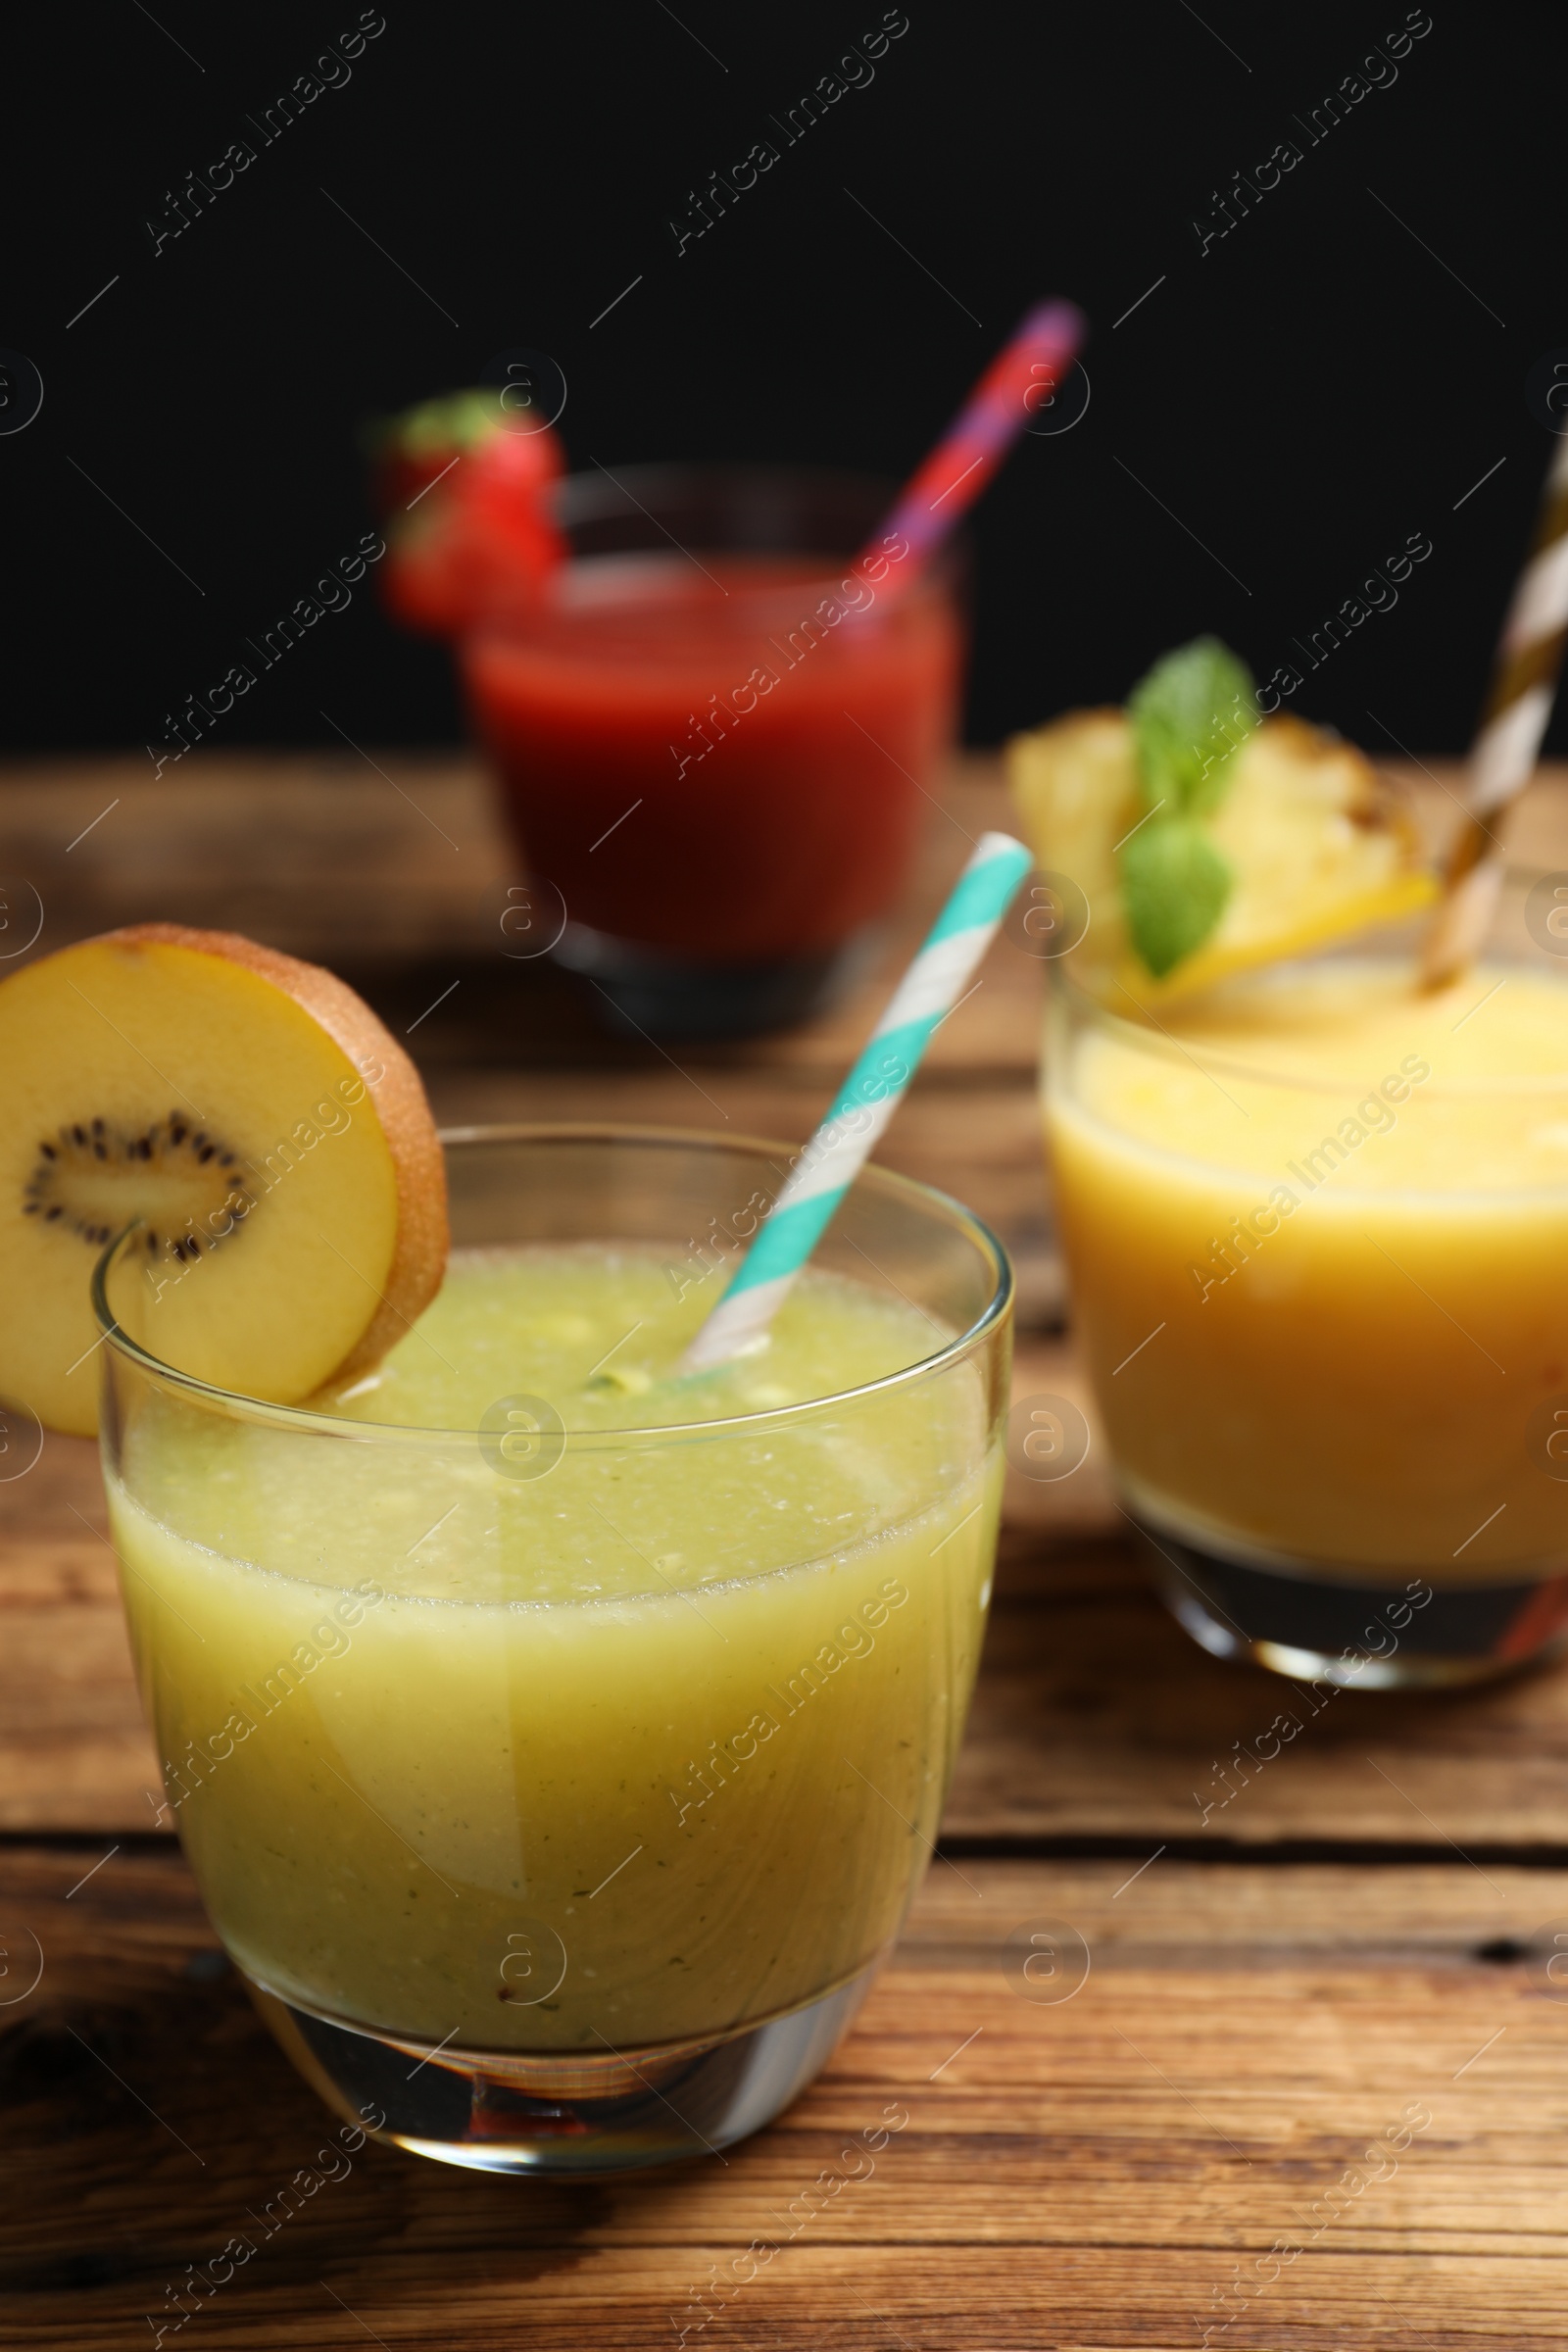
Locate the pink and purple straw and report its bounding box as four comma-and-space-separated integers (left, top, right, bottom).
866, 298, 1086, 573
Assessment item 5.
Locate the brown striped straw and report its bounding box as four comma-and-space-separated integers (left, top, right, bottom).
1422, 432, 1568, 987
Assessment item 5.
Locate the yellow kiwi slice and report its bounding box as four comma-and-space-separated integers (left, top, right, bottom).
0, 925, 448, 1435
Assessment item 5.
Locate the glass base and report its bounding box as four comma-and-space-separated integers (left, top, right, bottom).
1140, 1523, 1568, 1689
553, 920, 876, 1040
244, 1960, 878, 2176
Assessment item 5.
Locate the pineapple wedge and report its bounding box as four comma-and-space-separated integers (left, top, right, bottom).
1008, 707, 1436, 1004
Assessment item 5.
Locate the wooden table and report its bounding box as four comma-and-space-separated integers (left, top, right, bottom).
4, 752, 1568, 2349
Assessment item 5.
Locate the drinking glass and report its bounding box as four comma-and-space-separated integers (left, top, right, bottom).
97, 1127, 1009, 2173
1046, 881, 1568, 1689
461, 466, 965, 1038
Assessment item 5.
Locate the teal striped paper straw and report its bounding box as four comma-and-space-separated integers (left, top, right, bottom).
682, 831, 1033, 1373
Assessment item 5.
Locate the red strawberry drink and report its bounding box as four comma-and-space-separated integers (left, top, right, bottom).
377, 417, 963, 1036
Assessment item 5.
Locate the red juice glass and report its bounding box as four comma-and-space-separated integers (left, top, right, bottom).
460, 465, 965, 1036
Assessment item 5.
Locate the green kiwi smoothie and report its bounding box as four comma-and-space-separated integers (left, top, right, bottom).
109, 1248, 1000, 2051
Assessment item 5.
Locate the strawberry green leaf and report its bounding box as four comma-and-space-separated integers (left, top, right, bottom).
366, 390, 508, 466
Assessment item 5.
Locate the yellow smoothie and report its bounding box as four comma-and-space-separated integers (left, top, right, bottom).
110, 1247, 1000, 2050
1048, 960, 1568, 1576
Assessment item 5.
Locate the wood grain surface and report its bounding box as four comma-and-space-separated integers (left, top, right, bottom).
5, 1842, 1567, 2349
12, 1391, 1568, 1853
7, 757, 1568, 1854
5, 755, 1568, 2347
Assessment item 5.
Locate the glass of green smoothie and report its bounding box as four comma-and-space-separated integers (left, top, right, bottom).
96, 1125, 1010, 2175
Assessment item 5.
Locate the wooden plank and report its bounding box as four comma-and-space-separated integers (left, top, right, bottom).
2, 1843, 1565, 2346
956, 1529, 1568, 1848
5, 753, 1552, 1082
2, 751, 1559, 1288
0, 752, 511, 964
0, 748, 1515, 944
0, 752, 1039, 1073
0, 759, 1062, 1310
8, 753, 1568, 1841
11, 1343, 1568, 1847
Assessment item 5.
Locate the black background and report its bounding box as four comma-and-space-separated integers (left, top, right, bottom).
3, 0, 1561, 760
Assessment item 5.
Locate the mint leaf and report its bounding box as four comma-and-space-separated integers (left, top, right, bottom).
1120, 818, 1233, 978
1128, 636, 1257, 817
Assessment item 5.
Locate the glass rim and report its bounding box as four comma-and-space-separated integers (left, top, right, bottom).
465, 460, 962, 644
90, 1120, 1013, 1447
1049, 930, 1568, 1098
